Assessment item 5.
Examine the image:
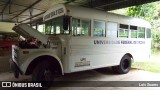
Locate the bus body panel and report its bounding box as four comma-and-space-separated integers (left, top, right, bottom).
67, 37, 151, 72
43, 4, 151, 29
65, 5, 151, 28
12, 45, 64, 75
10, 4, 152, 77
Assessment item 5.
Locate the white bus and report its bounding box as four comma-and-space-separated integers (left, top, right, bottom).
10, 4, 151, 83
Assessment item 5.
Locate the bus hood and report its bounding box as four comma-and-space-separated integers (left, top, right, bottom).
12, 24, 48, 44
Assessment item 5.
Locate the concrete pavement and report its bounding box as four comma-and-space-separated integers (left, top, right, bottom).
0, 55, 160, 90
0, 68, 160, 90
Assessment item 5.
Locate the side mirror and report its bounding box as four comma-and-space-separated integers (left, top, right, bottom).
63, 16, 70, 30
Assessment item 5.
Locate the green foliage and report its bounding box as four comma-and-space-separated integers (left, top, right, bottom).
125, 2, 160, 73
132, 61, 160, 73
132, 51, 160, 73
127, 3, 159, 22
126, 2, 160, 48
45, 22, 52, 34
153, 30, 160, 42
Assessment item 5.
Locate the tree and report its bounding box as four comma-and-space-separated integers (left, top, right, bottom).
158, 9, 160, 17
127, 3, 159, 22
127, 2, 160, 48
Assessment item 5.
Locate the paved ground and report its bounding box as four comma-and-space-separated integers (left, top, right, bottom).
0, 68, 160, 90
0, 56, 11, 72
0, 55, 160, 90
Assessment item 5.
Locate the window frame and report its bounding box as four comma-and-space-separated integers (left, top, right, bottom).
106, 21, 118, 38
71, 17, 91, 37
44, 16, 70, 35
130, 25, 138, 38
93, 20, 106, 37
146, 28, 151, 38
138, 27, 145, 38
118, 24, 129, 38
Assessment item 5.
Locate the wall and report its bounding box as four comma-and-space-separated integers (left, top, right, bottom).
0, 22, 15, 32
0, 22, 15, 73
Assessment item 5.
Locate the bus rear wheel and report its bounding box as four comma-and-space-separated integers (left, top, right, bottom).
112, 55, 131, 74
32, 61, 55, 87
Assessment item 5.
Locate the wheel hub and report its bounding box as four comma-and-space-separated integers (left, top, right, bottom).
122, 59, 130, 70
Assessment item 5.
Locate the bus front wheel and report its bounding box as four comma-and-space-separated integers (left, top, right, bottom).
32, 61, 55, 87
112, 55, 131, 74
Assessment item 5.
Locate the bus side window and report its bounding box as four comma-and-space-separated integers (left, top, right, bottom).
130, 25, 138, 38
72, 18, 90, 36
106, 22, 118, 38
52, 17, 63, 34
37, 24, 45, 33
93, 20, 105, 37
138, 27, 145, 38
45, 22, 52, 34
146, 28, 151, 38
81, 19, 90, 36
72, 18, 81, 36
118, 24, 129, 38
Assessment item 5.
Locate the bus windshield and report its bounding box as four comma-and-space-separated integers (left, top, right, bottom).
44, 16, 69, 35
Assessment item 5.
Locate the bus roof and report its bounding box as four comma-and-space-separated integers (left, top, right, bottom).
43, 4, 151, 28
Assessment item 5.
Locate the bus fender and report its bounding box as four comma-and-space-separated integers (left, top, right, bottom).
20, 53, 64, 75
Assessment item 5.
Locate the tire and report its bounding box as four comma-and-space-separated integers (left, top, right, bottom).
112, 55, 131, 74
32, 61, 55, 87
14, 69, 19, 78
